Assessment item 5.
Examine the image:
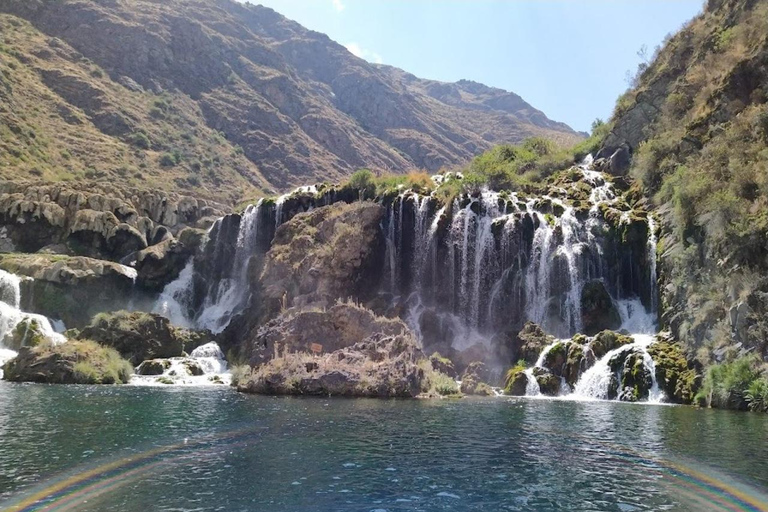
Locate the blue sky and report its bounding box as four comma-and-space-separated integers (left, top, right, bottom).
249, 0, 704, 133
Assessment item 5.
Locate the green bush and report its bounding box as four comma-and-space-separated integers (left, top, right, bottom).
695, 355, 763, 410
128, 131, 150, 150
160, 152, 181, 167
346, 169, 376, 197
745, 378, 768, 413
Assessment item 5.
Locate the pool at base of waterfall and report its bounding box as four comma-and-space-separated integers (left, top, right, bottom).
1, 385, 767, 512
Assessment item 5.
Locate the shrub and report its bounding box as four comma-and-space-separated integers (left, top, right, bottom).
745, 378, 768, 413
159, 152, 179, 167
346, 169, 375, 197
128, 131, 150, 149
695, 356, 763, 410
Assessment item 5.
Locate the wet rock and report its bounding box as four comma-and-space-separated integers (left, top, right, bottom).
504, 369, 529, 396
516, 322, 555, 365
648, 340, 698, 404
580, 280, 622, 335
590, 330, 633, 359
136, 359, 171, 376
533, 367, 560, 396
610, 349, 653, 402
2, 318, 48, 350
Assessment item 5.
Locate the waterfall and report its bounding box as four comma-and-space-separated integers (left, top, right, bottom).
572, 334, 663, 402
148, 156, 660, 397
647, 215, 658, 315
154, 201, 265, 334
131, 341, 231, 386
0, 269, 66, 376
153, 261, 195, 329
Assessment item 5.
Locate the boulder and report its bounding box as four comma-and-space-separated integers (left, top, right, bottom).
580, 280, 622, 336
533, 367, 560, 396
460, 361, 494, 395
2, 339, 133, 384
516, 322, 555, 365
238, 332, 426, 398
78, 311, 184, 365
242, 303, 408, 366
504, 366, 529, 396
590, 330, 634, 359
609, 348, 654, 402
136, 359, 171, 376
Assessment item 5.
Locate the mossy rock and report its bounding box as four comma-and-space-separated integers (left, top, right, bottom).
3, 339, 132, 384
503, 364, 528, 396
591, 330, 633, 359
3, 318, 48, 350
136, 359, 171, 376
78, 310, 184, 365
563, 343, 585, 388
474, 382, 495, 396
648, 341, 698, 404
517, 322, 555, 365
429, 352, 456, 378
542, 342, 567, 372
533, 367, 560, 396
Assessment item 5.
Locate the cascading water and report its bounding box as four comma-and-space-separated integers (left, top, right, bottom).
383, 156, 656, 348
131, 341, 231, 386
149, 156, 661, 401
0, 269, 66, 377
154, 201, 265, 334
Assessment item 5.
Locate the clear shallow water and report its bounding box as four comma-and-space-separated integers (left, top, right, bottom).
0, 384, 767, 512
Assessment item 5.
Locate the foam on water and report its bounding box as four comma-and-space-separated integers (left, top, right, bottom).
130, 341, 230, 387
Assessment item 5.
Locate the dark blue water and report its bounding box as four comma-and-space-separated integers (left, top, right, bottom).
0, 383, 767, 512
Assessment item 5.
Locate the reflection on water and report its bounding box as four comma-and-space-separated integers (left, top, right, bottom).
0, 383, 766, 511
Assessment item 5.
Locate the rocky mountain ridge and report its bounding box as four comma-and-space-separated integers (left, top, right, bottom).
0, 0, 581, 202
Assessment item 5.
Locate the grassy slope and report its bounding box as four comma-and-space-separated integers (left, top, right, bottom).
602, 0, 768, 400
0, 14, 271, 204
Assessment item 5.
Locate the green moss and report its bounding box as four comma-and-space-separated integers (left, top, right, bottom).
648, 341, 697, 404
503, 360, 528, 395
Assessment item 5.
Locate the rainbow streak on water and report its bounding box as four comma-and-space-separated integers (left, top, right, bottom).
1, 425, 767, 511
1, 428, 262, 512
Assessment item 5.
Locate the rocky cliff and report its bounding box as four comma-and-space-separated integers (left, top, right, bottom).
0, 0, 581, 201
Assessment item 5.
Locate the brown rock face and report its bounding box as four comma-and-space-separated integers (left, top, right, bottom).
0, 0, 581, 194
236, 304, 426, 398
242, 303, 409, 367
258, 202, 386, 317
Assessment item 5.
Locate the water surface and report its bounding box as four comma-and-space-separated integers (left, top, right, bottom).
1, 383, 767, 511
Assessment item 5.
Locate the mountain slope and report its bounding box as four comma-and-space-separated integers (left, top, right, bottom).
0, 0, 582, 201
601, 0, 768, 366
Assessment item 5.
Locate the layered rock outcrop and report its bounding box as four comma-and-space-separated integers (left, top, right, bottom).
0, 182, 221, 262
235, 303, 427, 397
0, 253, 141, 327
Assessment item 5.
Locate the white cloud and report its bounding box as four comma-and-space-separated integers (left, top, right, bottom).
332, 0, 345, 12
345, 42, 383, 64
